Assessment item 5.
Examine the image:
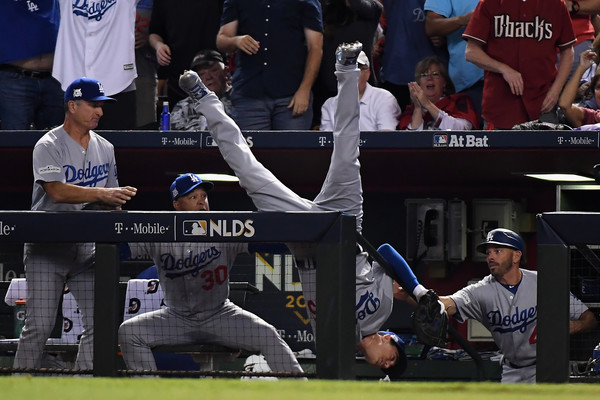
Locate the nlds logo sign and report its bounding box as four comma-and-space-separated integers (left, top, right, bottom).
183, 219, 255, 238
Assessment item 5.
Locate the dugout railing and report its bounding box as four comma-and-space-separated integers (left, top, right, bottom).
0, 210, 356, 379
537, 212, 600, 383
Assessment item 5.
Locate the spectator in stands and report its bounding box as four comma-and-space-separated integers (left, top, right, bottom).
568, 14, 596, 78
378, 0, 447, 110
564, 2, 600, 77
571, 34, 600, 106
171, 50, 232, 131
118, 173, 304, 374
216, 0, 323, 130
559, 50, 600, 128
320, 51, 400, 131
0, 1, 63, 130
313, 0, 383, 128
135, 0, 159, 129
149, 0, 223, 110
52, 0, 139, 130
463, 0, 575, 129
398, 56, 479, 130
424, 0, 484, 127
13, 78, 137, 371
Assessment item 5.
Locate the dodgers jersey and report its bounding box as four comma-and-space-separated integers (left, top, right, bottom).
196, 64, 393, 344
130, 242, 249, 315
355, 254, 394, 343
31, 125, 119, 211
53, 0, 138, 95
450, 269, 589, 367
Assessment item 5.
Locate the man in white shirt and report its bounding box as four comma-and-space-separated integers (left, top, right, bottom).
320, 51, 401, 131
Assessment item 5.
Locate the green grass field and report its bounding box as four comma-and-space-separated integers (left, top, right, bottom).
2, 377, 600, 400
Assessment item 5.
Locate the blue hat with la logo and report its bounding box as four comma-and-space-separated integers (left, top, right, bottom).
64, 77, 116, 103
170, 173, 214, 201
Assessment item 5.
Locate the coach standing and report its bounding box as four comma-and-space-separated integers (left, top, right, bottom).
13, 78, 137, 371
462, 0, 576, 129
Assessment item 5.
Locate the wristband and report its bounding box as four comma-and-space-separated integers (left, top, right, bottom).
571, 1, 580, 14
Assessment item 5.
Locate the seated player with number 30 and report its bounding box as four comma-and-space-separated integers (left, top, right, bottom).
118, 173, 303, 375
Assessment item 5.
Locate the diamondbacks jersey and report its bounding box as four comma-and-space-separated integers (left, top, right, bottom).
130, 242, 249, 315
31, 125, 119, 211
449, 269, 589, 368
53, 0, 138, 95
462, 0, 575, 128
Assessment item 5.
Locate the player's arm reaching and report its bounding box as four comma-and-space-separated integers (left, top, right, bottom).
377, 244, 449, 347
42, 181, 137, 209
569, 292, 598, 334
570, 309, 598, 334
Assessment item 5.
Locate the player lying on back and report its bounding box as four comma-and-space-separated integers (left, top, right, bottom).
379, 228, 598, 383
118, 173, 303, 375
178, 42, 407, 379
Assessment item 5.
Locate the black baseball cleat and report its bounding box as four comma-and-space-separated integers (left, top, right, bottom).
335, 41, 363, 66
179, 70, 210, 100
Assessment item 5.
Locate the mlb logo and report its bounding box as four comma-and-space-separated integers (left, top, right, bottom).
433, 135, 447, 144
205, 136, 217, 147
183, 220, 207, 236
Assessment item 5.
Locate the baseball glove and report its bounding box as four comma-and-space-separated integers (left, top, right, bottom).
411, 290, 448, 347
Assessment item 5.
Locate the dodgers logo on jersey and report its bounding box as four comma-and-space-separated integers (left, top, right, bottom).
487, 305, 537, 334
161, 246, 222, 279
356, 290, 381, 322
73, 0, 117, 21
64, 161, 111, 187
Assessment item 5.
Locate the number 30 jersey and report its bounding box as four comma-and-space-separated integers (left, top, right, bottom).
130, 242, 248, 315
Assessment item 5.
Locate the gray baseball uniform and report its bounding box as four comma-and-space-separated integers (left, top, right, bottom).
14, 126, 119, 370
193, 65, 394, 344
118, 242, 303, 373
449, 268, 590, 383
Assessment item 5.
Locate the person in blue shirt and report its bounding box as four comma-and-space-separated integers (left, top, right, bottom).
0, 0, 63, 130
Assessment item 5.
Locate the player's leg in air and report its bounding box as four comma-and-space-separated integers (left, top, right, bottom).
178, 69, 313, 213
178, 43, 366, 334
312, 42, 363, 231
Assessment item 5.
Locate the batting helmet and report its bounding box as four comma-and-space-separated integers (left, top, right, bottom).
476, 228, 524, 254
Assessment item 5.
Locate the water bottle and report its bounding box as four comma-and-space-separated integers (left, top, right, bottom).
160, 101, 171, 131
13, 298, 26, 338
593, 343, 600, 372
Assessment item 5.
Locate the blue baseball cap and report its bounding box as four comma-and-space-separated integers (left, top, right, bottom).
476, 228, 524, 254
64, 78, 116, 103
170, 173, 214, 201
378, 331, 407, 380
